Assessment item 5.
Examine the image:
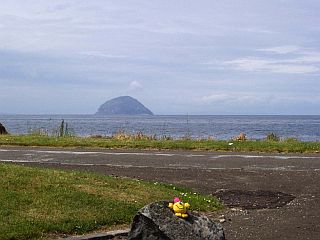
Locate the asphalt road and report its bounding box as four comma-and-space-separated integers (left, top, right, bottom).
1, 146, 320, 240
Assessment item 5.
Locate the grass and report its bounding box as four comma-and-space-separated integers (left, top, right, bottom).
0, 134, 320, 153
0, 164, 221, 240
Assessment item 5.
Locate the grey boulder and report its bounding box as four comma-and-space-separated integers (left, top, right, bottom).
0, 123, 8, 135
128, 201, 225, 240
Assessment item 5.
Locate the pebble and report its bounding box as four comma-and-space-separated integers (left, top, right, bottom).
218, 215, 226, 223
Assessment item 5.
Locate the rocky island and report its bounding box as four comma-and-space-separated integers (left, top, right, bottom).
95, 96, 153, 115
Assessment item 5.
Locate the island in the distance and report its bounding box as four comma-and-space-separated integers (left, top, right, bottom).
95, 96, 154, 115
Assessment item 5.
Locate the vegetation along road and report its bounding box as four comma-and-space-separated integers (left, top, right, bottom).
1, 146, 319, 239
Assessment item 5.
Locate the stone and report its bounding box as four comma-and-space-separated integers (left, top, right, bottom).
0, 123, 8, 135
218, 215, 226, 223
128, 201, 225, 240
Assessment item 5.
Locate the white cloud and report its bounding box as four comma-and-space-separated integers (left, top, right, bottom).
80, 51, 130, 59
239, 28, 277, 34
270, 64, 319, 74
259, 45, 301, 54
224, 46, 320, 74
200, 91, 320, 105
129, 80, 143, 91
225, 58, 270, 71
225, 57, 319, 74
200, 93, 260, 104
295, 51, 320, 63
201, 94, 230, 103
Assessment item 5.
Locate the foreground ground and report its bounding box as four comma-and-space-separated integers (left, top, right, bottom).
1, 146, 320, 239
0, 163, 219, 240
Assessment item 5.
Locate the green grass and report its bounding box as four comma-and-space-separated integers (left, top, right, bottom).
0, 134, 320, 153
0, 164, 221, 240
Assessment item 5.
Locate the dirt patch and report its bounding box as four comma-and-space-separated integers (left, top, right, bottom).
214, 190, 295, 209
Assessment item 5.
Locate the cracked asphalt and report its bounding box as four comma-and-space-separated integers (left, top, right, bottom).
1, 146, 319, 240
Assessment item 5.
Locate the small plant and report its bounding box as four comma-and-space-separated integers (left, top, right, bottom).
181, 134, 192, 141
59, 119, 65, 137
57, 119, 74, 137
266, 132, 280, 141
283, 137, 299, 143
160, 135, 173, 140
112, 130, 156, 141
207, 136, 215, 141
28, 127, 49, 136
89, 135, 104, 138
233, 132, 247, 141
186, 114, 191, 139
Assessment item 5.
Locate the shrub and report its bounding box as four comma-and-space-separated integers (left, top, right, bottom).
233, 133, 247, 141
283, 137, 299, 143
266, 132, 280, 141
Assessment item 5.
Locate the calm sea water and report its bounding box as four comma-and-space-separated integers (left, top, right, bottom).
0, 115, 319, 142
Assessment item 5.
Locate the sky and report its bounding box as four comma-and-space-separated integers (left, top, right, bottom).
0, 0, 320, 115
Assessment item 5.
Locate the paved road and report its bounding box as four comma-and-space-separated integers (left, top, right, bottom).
1, 146, 320, 240
1, 147, 320, 170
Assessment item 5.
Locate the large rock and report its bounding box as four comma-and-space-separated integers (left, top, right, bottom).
95, 96, 153, 115
0, 123, 8, 135
128, 201, 225, 240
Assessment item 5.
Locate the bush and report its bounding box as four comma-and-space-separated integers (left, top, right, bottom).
266, 132, 280, 141
283, 137, 299, 143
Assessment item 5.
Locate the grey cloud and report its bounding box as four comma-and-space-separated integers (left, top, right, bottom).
1, 0, 320, 114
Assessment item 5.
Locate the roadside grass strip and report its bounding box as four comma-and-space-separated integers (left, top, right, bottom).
0, 164, 221, 240
0, 135, 320, 153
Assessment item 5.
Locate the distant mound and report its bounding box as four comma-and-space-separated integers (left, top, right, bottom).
95, 96, 153, 115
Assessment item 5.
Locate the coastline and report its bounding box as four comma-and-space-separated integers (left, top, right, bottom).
1, 134, 319, 153
1, 115, 320, 142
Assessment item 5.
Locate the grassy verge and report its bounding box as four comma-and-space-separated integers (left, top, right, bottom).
0, 164, 221, 240
0, 134, 320, 153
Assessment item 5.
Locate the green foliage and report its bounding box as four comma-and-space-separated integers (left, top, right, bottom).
0, 134, 319, 153
283, 137, 299, 143
57, 119, 74, 137
266, 132, 280, 141
0, 164, 221, 240
27, 120, 74, 138
59, 119, 65, 137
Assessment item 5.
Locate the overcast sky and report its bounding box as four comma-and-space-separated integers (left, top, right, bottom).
1, 0, 319, 114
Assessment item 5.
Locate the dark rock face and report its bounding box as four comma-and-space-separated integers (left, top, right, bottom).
0, 123, 8, 135
95, 96, 153, 115
128, 201, 225, 240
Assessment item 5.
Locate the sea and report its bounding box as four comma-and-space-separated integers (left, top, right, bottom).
0, 115, 320, 142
